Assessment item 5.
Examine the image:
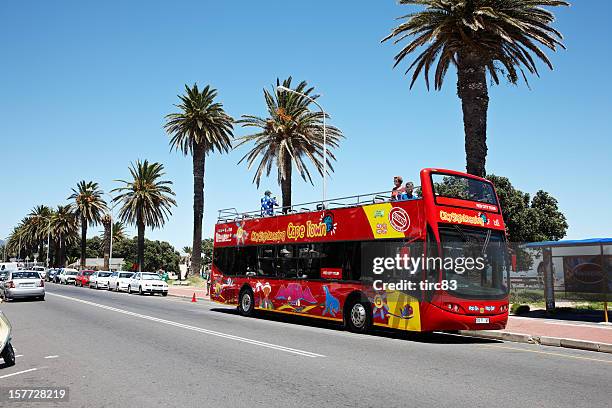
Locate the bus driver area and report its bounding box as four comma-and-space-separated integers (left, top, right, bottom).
210, 169, 510, 334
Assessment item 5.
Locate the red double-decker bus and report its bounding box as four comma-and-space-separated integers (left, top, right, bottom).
210, 168, 510, 333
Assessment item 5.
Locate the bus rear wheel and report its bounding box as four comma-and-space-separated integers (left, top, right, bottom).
238, 288, 255, 317
345, 298, 372, 333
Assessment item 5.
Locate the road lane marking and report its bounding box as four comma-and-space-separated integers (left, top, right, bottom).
484, 344, 612, 364
15, 355, 23, 358
44, 355, 59, 359
47, 292, 325, 358
0, 368, 38, 379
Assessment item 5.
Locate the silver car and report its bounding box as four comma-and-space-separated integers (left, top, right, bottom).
1, 270, 45, 301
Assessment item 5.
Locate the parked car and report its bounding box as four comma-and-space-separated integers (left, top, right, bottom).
89, 271, 112, 289
59, 269, 79, 285
108, 271, 134, 292
49, 268, 62, 283
0, 270, 45, 301
127, 272, 169, 296
31, 266, 47, 279
75, 270, 95, 287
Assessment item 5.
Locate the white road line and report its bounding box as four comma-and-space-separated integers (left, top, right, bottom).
15, 355, 23, 358
44, 355, 59, 359
0, 367, 38, 379
47, 292, 325, 358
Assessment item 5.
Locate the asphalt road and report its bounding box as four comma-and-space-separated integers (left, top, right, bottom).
0, 283, 610, 408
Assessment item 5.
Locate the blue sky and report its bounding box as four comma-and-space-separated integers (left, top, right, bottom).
1, 1, 610, 249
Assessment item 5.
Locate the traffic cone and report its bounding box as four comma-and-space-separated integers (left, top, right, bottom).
191, 292, 197, 303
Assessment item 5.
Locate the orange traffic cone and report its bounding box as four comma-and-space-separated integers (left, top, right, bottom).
191, 292, 197, 303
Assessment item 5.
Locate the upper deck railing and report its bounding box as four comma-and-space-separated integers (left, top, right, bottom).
216, 188, 422, 224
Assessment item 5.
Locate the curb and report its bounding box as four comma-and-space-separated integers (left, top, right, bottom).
459, 330, 612, 354
167, 291, 210, 301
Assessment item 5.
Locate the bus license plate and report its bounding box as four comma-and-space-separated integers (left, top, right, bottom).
475, 317, 490, 324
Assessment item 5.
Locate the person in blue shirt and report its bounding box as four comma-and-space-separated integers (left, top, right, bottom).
399, 182, 418, 200
261, 190, 279, 216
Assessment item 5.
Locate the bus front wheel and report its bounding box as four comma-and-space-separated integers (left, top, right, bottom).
345, 298, 372, 333
238, 288, 255, 317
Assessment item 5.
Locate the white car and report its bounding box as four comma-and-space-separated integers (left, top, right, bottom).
89, 271, 113, 289
31, 266, 47, 279
127, 272, 168, 296
108, 271, 134, 292
59, 269, 79, 284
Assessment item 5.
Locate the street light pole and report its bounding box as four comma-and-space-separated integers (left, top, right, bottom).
276, 85, 328, 204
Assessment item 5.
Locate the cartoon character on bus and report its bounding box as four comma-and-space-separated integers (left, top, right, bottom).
322, 286, 340, 317
255, 281, 274, 310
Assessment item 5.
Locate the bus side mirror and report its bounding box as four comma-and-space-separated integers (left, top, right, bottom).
511, 254, 517, 272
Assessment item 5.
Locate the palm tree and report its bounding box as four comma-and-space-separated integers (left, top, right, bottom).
112, 160, 177, 271
382, 0, 568, 177
101, 214, 112, 270
100, 217, 126, 270
237, 77, 343, 211
68, 181, 107, 269
164, 84, 234, 278
26, 205, 52, 261
6, 219, 30, 261
49, 205, 79, 267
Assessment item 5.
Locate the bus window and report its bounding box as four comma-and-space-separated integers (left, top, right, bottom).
213, 247, 235, 276
235, 246, 257, 276
344, 242, 361, 281
296, 244, 322, 279
257, 246, 277, 277
319, 242, 344, 279
278, 245, 297, 278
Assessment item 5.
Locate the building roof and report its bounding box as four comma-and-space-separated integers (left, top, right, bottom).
68, 258, 124, 268
525, 238, 612, 248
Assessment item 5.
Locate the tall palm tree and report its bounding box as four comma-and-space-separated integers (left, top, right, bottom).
112, 160, 176, 271
26, 205, 52, 261
99, 217, 127, 270
6, 219, 30, 260
382, 0, 568, 177
68, 181, 107, 269
49, 205, 79, 267
237, 77, 343, 211
101, 214, 112, 271
164, 83, 234, 277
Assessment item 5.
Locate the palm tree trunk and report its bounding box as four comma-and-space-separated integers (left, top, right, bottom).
59, 235, 65, 267
103, 222, 111, 271
80, 217, 87, 269
281, 153, 292, 213
191, 142, 205, 278
457, 51, 489, 178
137, 215, 145, 272
53, 238, 60, 267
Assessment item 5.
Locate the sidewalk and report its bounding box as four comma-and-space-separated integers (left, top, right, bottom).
461, 316, 612, 353
168, 284, 209, 300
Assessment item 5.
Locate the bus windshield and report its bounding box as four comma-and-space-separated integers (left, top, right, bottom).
431, 173, 497, 205
439, 225, 509, 299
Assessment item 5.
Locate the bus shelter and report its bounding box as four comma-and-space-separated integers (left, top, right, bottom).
523, 238, 611, 321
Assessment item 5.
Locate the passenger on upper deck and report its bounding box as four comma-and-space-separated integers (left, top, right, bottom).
399, 182, 418, 200
261, 190, 279, 216
391, 176, 406, 201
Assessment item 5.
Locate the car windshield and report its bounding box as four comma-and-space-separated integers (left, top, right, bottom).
439, 225, 509, 300
142, 274, 162, 280
84, 271, 94, 276
67, 271, 78, 276
12, 272, 40, 279
119, 273, 133, 278
98, 272, 112, 277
